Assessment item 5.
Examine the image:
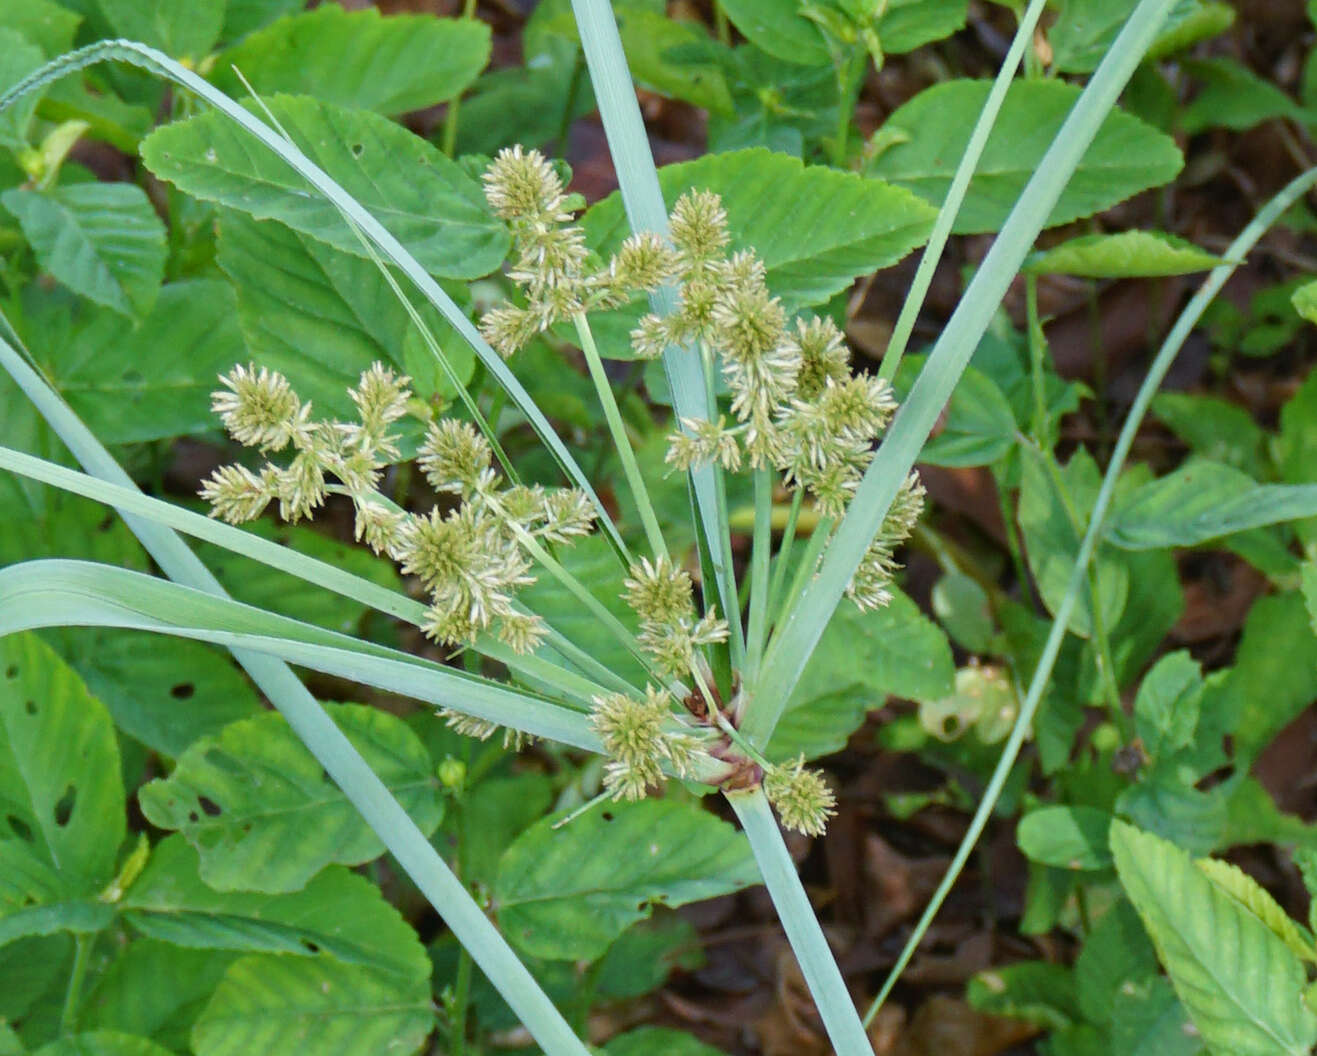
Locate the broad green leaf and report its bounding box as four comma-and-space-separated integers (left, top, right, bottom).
98, 0, 224, 59
215, 211, 472, 416
1018, 448, 1128, 638
867, 79, 1182, 235
603, 1027, 727, 1056
213, 7, 490, 115
1133, 651, 1202, 760
1107, 546, 1184, 687
0, 633, 124, 886
1075, 900, 1158, 1025
139, 704, 443, 893
1294, 280, 1317, 325
582, 148, 936, 311
1026, 231, 1223, 277
1050, 0, 1234, 73
0, 933, 68, 1022
0, 0, 79, 57
1108, 460, 1317, 550
614, 8, 733, 114
32, 1033, 175, 1056
0, 839, 113, 945
903, 361, 1016, 468
1277, 369, 1317, 547
967, 960, 1080, 1030
931, 570, 996, 653
1196, 857, 1317, 961
140, 95, 509, 279
49, 630, 261, 759
1152, 392, 1267, 478
190, 955, 432, 1056
1017, 806, 1113, 871
1112, 822, 1317, 1055
1111, 977, 1204, 1056
0, 28, 47, 149
455, 773, 555, 886
1304, 560, 1317, 634
1181, 57, 1304, 136
222, 0, 301, 42
717, 0, 966, 64
2, 184, 166, 321
495, 799, 759, 960
0, 1023, 18, 1055
1117, 775, 1226, 857
197, 517, 404, 635
123, 836, 430, 983
773, 586, 954, 762
82, 940, 235, 1051
597, 916, 704, 1000
20, 280, 245, 443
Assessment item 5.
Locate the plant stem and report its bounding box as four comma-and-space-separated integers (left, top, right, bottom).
879, 0, 1050, 381
831, 50, 864, 167
440, 0, 479, 156
862, 158, 1317, 1031
769, 517, 833, 651
729, 789, 871, 1054
766, 490, 804, 621
744, 468, 774, 677
60, 933, 91, 1035
573, 311, 668, 560
1025, 273, 1050, 446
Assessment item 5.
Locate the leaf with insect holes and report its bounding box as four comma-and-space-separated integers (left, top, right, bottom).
140, 95, 509, 279
867, 79, 1182, 235
138, 704, 443, 893
0, 633, 125, 887
212, 7, 490, 115
2, 184, 167, 322
495, 799, 759, 961
121, 835, 430, 982
1112, 822, 1317, 1055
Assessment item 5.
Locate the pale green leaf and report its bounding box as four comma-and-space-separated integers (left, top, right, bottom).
1108, 460, 1317, 550
0, 0, 80, 57
867, 79, 1182, 235
1277, 369, 1317, 548
1050, 0, 1234, 73
1133, 650, 1202, 760
1181, 57, 1304, 136
222, 0, 301, 42
0, 28, 47, 149
582, 147, 935, 311
213, 7, 490, 115
2, 184, 167, 320
967, 961, 1080, 1030
1303, 561, 1317, 634
139, 704, 443, 893
32, 1032, 175, 1056
1026, 230, 1223, 277
906, 361, 1016, 467
1017, 806, 1113, 871
1112, 822, 1317, 1055
1293, 279, 1317, 325
0, 632, 124, 885
0, 838, 114, 945
122, 835, 431, 983
495, 799, 758, 960
603, 1027, 728, 1056
21, 280, 245, 443
1152, 392, 1267, 478
717, 0, 966, 64
140, 95, 509, 279
772, 587, 954, 762
190, 955, 432, 1056
1196, 857, 1317, 961
1111, 977, 1204, 1056
1075, 900, 1158, 1025
215, 211, 471, 415
614, 8, 733, 114
98, 0, 224, 59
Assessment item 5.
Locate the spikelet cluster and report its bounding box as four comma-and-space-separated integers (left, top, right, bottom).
623, 556, 729, 680
479, 146, 678, 357
590, 687, 700, 801
763, 756, 837, 837
201, 364, 594, 655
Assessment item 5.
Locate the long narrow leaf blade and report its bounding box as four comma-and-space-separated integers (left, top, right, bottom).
745, 0, 1181, 746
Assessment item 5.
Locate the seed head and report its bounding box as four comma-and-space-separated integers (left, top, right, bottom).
847, 472, 925, 611
665, 416, 742, 472
349, 362, 410, 436
610, 231, 679, 292
630, 313, 671, 360
669, 189, 729, 269
419, 419, 494, 496
212, 364, 307, 452
763, 756, 836, 837
200, 463, 275, 524
792, 317, 851, 400
353, 500, 406, 556
591, 687, 697, 801
482, 146, 569, 223
623, 556, 695, 627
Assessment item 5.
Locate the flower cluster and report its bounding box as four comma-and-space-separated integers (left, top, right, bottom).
763, 756, 837, 838
478, 146, 679, 357
589, 687, 701, 801
622, 556, 729, 680
201, 364, 594, 655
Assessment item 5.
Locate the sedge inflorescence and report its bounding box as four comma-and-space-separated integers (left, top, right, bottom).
201, 363, 594, 661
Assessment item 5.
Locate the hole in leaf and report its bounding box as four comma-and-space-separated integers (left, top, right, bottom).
7, 814, 33, 842
601, 811, 614, 822
188, 811, 199, 823
350, 143, 364, 158
54, 785, 76, 827
941, 715, 961, 737
24, 700, 36, 716
198, 796, 222, 817
170, 683, 195, 700
300, 939, 321, 954
121, 369, 142, 384
5, 665, 17, 678
96, 513, 114, 532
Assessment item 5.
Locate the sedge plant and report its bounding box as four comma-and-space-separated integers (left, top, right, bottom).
0, 0, 1202, 1051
